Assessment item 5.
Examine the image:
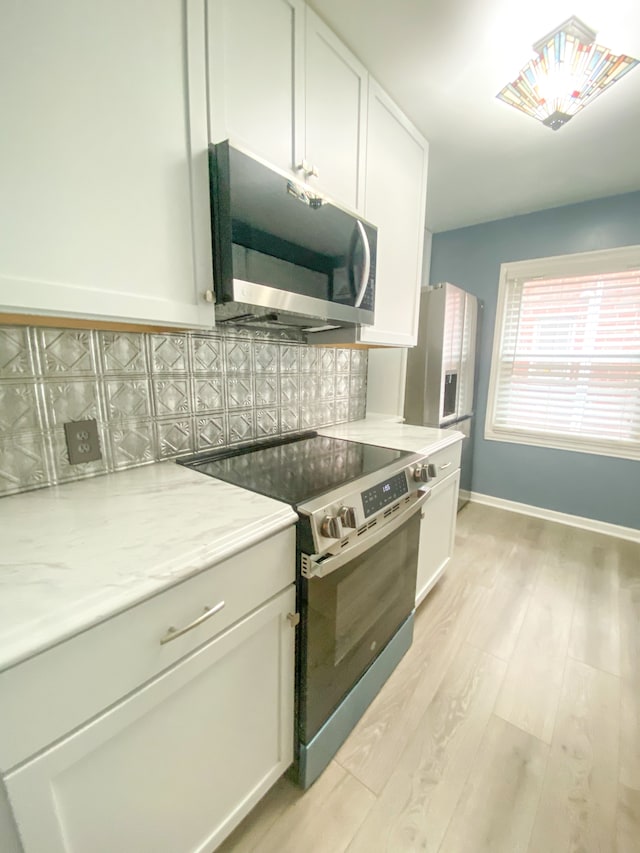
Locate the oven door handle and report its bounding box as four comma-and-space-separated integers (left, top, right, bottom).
302, 487, 432, 579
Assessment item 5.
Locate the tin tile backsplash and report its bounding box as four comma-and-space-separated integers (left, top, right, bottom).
0, 325, 368, 497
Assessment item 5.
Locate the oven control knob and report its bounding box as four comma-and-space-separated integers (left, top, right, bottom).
427, 463, 438, 478
338, 506, 357, 529
412, 464, 430, 483
320, 515, 342, 539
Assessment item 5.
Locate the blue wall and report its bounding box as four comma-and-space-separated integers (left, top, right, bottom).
430, 191, 640, 530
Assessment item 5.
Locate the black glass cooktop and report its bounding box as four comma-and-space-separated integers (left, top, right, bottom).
179, 431, 410, 506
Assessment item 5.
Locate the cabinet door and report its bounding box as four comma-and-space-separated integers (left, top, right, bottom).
5, 587, 296, 853
359, 79, 428, 346
303, 7, 368, 212
416, 470, 460, 607
0, 0, 212, 329
207, 0, 305, 175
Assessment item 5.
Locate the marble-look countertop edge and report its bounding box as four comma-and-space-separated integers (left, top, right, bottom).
0, 511, 296, 674
0, 463, 297, 673
318, 419, 465, 454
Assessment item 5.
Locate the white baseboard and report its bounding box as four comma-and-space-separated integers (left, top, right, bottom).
469, 491, 640, 544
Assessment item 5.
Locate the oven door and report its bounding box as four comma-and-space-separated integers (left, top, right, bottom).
298, 507, 421, 743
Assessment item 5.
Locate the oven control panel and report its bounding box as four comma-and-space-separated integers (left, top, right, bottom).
297, 452, 430, 556
361, 471, 408, 517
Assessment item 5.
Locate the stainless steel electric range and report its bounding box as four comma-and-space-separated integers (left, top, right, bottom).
179, 431, 432, 788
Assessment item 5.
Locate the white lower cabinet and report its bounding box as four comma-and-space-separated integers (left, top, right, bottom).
416, 469, 460, 606
5, 585, 295, 853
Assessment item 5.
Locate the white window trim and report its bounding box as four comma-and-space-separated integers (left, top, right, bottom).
485, 244, 640, 461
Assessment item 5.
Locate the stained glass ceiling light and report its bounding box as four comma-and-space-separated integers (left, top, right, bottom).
497, 16, 639, 130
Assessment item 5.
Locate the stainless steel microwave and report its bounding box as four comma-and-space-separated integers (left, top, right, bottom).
209, 141, 377, 332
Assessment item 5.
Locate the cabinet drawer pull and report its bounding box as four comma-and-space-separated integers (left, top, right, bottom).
160, 601, 226, 645
440, 462, 452, 470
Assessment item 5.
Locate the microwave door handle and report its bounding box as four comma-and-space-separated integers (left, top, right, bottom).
346, 224, 358, 302
354, 221, 370, 308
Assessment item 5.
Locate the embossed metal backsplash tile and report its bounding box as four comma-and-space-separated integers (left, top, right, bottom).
256, 407, 279, 438
104, 378, 152, 420
253, 341, 278, 373
195, 414, 227, 450
0, 382, 41, 432
44, 380, 101, 426
194, 377, 224, 413
150, 333, 188, 373
190, 336, 223, 373
100, 331, 147, 374
109, 420, 155, 469
0, 432, 51, 494
38, 328, 96, 375
152, 378, 190, 417
229, 409, 255, 444
0, 323, 367, 497
155, 418, 193, 460
0, 327, 36, 377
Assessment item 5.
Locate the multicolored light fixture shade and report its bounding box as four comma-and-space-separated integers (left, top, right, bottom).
497, 16, 639, 130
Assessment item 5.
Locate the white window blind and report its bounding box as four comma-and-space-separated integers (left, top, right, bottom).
487, 262, 640, 460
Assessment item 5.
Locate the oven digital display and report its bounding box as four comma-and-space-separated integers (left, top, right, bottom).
361, 471, 408, 518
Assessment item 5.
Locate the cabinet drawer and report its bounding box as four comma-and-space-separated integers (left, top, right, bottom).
0, 526, 295, 772
425, 441, 461, 485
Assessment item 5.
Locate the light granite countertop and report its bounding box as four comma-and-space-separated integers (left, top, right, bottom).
0, 462, 296, 672
319, 418, 464, 455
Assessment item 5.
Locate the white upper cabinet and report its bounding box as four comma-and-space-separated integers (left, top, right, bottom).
303, 8, 368, 212
0, 0, 213, 329
359, 79, 429, 346
207, 0, 305, 175
310, 77, 429, 348
207, 0, 366, 213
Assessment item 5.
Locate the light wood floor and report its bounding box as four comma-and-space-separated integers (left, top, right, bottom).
218, 503, 640, 853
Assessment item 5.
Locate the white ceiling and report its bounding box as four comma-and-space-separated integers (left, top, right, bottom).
307, 0, 640, 232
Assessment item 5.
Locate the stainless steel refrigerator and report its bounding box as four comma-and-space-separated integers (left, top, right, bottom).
404, 282, 480, 510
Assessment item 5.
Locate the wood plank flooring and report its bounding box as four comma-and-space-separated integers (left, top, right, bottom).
217, 504, 640, 853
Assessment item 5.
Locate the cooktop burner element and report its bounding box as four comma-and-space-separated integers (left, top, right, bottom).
179, 431, 411, 506
179, 430, 433, 560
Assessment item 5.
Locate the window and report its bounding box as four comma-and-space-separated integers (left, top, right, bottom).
486, 246, 640, 460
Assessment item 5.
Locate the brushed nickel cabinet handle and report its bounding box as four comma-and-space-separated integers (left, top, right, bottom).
160, 600, 226, 645
440, 462, 452, 470
296, 160, 319, 179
